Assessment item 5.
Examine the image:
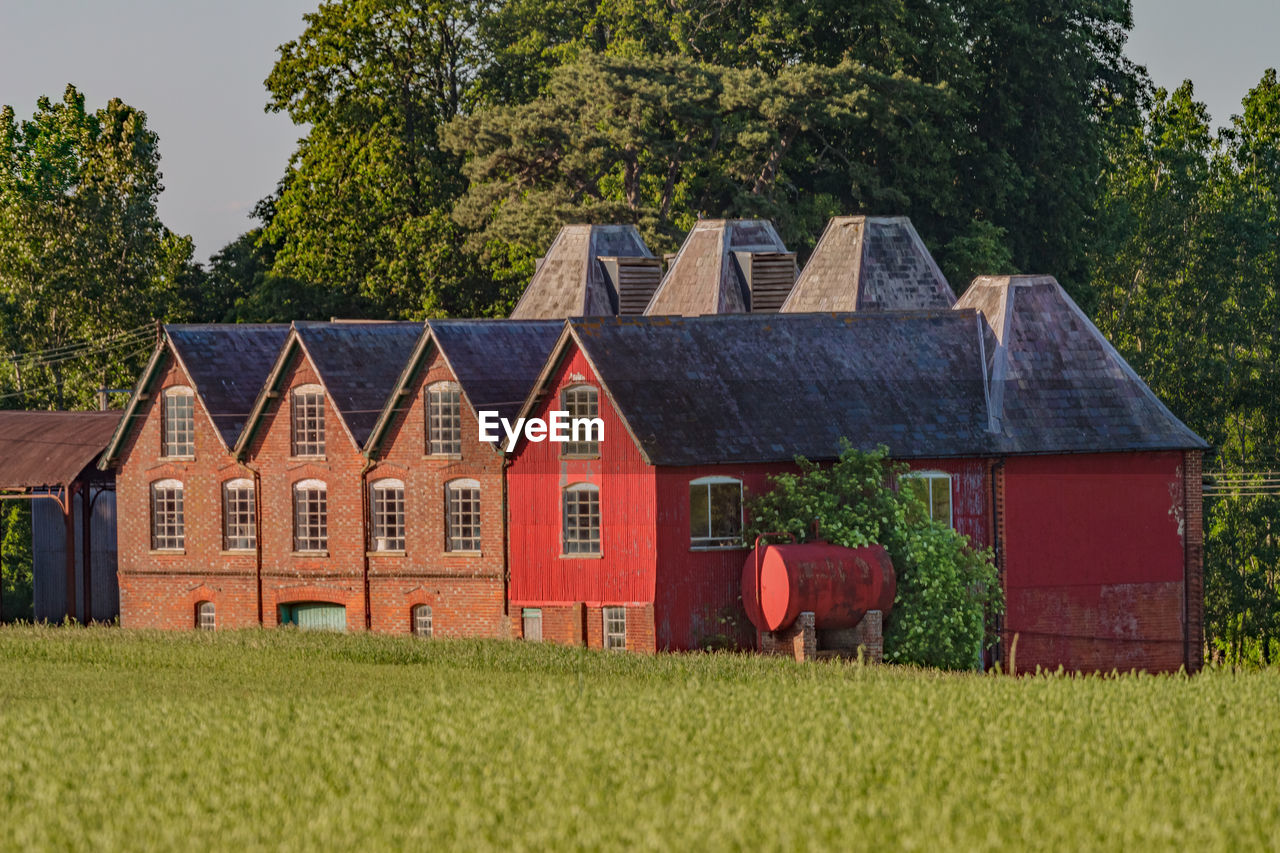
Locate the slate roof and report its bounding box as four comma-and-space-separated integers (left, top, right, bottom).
559, 312, 995, 465
782, 216, 956, 313
644, 219, 792, 316
510, 225, 654, 319
364, 319, 563, 455
0, 411, 122, 489
289, 321, 425, 448
166, 324, 291, 447
956, 276, 1207, 453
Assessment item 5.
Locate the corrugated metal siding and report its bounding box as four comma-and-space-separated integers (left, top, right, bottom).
508, 347, 657, 605
906, 458, 991, 548
32, 488, 118, 622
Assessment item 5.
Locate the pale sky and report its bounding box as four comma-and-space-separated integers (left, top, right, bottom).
2, 0, 1277, 264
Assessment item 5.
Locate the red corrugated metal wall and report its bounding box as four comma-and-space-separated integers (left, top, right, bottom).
1001, 452, 1188, 672
508, 347, 657, 606
907, 458, 991, 548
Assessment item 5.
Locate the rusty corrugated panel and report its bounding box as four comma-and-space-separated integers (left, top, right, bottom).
957, 275, 1207, 453
428, 319, 563, 422
568, 311, 994, 464
645, 220, 791, 316
782, 216, 955, 313
292, 321, 424, 447
0, 411, 121, 489
510, 225, 654, 319
166, 324, 290, 448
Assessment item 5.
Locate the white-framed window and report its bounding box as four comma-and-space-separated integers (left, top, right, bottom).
222, 478, 256, 551
150, 478, 185, 551
371, 478, 405, 552
562, 483, 600, 555
603, 606, 626, 651
293, 479, 328, 552
901, 470, 953, 527
445, 478, 481, 552
689, 476, 743, 547
522, 608, 542, 642
162, 386, 195, 458
412, 604, 433, 637
291, 384, 326, 457
426, 381, 462, 455
196, 601, 215, 630
560, 384, 600, 456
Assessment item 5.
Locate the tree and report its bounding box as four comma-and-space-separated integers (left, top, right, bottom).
0, 503, 32, 622
745, 444, 1002, 670
0, 86, 188, 409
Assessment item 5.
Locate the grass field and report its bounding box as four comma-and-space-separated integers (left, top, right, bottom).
0, 628, 1277, 851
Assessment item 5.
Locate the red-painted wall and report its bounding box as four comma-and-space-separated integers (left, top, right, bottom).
1001, 452, 1189, 672
507, 347, 657, 648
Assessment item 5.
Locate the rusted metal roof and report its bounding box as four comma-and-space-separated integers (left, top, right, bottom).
782, 216, 956, 313
0, 411, 122, 489
956, 275, 1207, 453
644, 219, 794, 316
291, 321, 425, 448
564, 312, 994, 465
510, 225, 654, 319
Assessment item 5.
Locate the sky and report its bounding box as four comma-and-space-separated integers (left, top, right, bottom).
1, 0, 1278, 264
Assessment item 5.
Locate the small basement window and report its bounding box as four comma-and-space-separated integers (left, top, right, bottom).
150, 479, 185, 551
290, 384, 326, 457
689, 476, 743, 547
426, 381, 462, 455
603, 606, 626, 651
162, 386, 195, 458
901, 471, 953, 528
196, 601, 215, 631
412, 604, 433, 637
522, 608, 542, 642
562, 483, 600, 555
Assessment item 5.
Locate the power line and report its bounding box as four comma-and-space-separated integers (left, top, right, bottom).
5, 324, 156, 366
0, 344, 153, 402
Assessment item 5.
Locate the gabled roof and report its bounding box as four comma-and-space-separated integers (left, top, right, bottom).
99, 324, 289, 468
644, 219, 792, 316
525, 312, 995, 465
782, 216, 955, 313
956, 275, 1207, 453
364, 319, 563, 456
510, 225, 654, 319
235, 321, 423, 456
2, 411, 122, 489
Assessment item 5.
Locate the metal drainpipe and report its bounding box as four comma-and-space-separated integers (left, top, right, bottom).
502, 455, 511, 623
989, 457, 1006, 666
244, 462, 264, 625
360, 458, 374, 631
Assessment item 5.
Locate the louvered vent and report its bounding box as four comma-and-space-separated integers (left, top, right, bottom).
741, 252, 797, 312
600, 257, 663, 315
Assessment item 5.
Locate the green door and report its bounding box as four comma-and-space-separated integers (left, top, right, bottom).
279, 602, 347, 632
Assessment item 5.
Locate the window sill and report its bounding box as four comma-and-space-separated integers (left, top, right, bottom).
219, 549, 256, 556
559, 552, 603, 559
422, 453, 462, 461
291, 550, 329, 558
148, 549, 185, 555
290, 455, 327, 462
560, 454, 600, 461
158, 455, 195, 462
690, 544, 748, 552
367, 550, 406, 557
443, 550, 482, 557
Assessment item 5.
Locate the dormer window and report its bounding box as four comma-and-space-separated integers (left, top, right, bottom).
560, 384, 600, 457
291, 384, 325, 457
162, 386, 195, 458
426, 381, 462, 455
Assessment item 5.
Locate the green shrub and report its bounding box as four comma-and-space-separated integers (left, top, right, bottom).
745, 443, 1002, 669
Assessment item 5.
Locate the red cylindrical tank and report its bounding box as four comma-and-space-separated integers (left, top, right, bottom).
741, 542, 896, 632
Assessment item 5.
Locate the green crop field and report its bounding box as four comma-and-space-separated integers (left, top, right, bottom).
0, 628, 1276, 851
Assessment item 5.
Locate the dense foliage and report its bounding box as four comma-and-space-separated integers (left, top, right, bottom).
745, 445, 1002, 670
0, 628, 1278, 848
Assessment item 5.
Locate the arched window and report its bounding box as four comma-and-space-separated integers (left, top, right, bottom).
162, 386, 195, 458
150, 478, 185, 551
900, 470, 953, 528
412, 604, 433, 637
426, 381, 462, 455
222, 478, 256, 551
370, 478, 405, 552
689, 476, 743, 547
196, 601, 215, 630
445, 478, 481, 552
562, 482, 600, 555
560, 384, 601, 457
290, 384, 326, 457
293, 479, 328, 552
